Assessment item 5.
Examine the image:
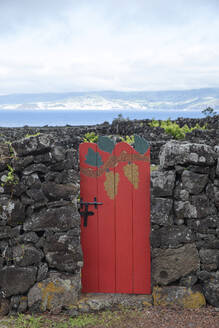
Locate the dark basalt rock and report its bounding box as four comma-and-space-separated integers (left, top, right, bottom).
181, 170, 208, 195
13, 245, 44, 266
23, 164, 48, 175
160, 141, 215, 169
151, 170, 175, 197
190, 195, 210, 218
42, 182, 79, 201
152, 243, 200, 285
41, 232, 81, 254
37, 263, 48, 282
12, 134, 53, 156
45, 251, 79, 272
201, 271, 219, 307
23, 205, 79, 232
199, 249, 219, 269
0, 266, 37, 297
151, 226, 194, 248
151, 197, 173, 226
0, 227, 12, 240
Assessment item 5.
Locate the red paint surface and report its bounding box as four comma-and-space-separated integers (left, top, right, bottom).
80, 142, 151, 294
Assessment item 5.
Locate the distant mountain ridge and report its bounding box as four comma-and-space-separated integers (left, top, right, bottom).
0, 88, 219, 111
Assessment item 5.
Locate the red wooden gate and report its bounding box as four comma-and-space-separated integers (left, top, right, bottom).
79, 135, 151, 294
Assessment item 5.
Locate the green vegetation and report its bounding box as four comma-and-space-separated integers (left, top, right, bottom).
120, 135, 135, 145
4, 141, 16, 158
148, 118, 207, 139
1, 308, 138, 328
25, 132, 41, 139
1, 164, 18, 187
83, 133, 135, 145
202, 106, 217, 117
150, 165, 159, 172
83, 132, 98, 143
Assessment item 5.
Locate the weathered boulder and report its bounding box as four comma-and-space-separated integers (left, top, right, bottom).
21, 173, 40, 187
153, 286, 206, 308
23, 205, 79, 232
181, 170, 208, 195
42, 182, 79, 201
152, 243, 200, 285
215, 191, 219, 208
174, 201, 197, 219
160, 141, 215, 169
26, 185, 47, 202
187, 216, 219, 234
179, 274, 198, 287
0, 257, 3, 269
0, 298, 10, 315
201, 271, 219, 307
37, 263, 48, 282
151, 226, 194, 248
151, 197, 173, 226
174, 183, 190, 201
34, 152, 52, 164
20, 232, 39, 244
0, 267, 37, 297
12, 156, 34, 172
0, 226, 11, 239
13, 245, 44, 266
151, 170, 175, 197
45, 252, 80, 272
42, 232, 81, 253
51, 160, 74, 172
23, 164, 48, 175
191, 195, 210, 218
0, 197, 25, 226
199, 249, 219, 270
12, 134, 53, 156
28, 272, 80, 313
51, 146, 66, 162
216, 158, 219, 177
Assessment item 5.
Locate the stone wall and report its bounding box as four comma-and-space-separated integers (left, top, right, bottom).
0, 128, 219, 314
0, 135, 82, 315
0, 115, 218, 165
151, 141, 219, 307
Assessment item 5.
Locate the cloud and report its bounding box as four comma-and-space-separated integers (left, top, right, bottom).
0, 0, 219, 93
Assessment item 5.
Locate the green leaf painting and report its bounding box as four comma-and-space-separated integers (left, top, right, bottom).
133, 135, 149, 154
97, 136, 115, 154
85, 148, 103, 167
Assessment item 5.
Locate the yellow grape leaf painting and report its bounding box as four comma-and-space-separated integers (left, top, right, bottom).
104, 171, 119, 200
123, 163, 139, 189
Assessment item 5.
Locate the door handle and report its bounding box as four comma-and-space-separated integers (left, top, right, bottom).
78, 197, 103, 227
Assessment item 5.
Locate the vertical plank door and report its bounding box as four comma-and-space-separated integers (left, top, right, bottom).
80, 135, 151, 294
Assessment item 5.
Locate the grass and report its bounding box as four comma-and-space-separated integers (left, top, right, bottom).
148, 118, 207, 139
0, 308, 137, 328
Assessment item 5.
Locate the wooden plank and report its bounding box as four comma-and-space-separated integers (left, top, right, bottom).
80, 138, 151, 294
97, 147, 116, 292
132, 147, 151, 294
115, 142, 133, 293
80, 143, 99, 292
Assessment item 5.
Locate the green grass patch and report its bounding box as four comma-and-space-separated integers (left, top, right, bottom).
0, 308, 140, 328
148, 118, 207, 139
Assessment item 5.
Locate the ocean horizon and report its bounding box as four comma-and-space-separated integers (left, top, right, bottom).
0, 109, 216, 127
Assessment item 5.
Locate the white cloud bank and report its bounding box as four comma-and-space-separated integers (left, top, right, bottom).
0, 0, 219, 94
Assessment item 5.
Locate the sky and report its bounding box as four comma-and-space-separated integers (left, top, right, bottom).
0, 0, 219, 94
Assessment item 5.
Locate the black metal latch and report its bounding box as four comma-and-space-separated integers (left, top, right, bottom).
78, 197, 103, 227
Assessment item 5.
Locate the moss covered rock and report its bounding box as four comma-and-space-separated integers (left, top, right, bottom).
153, 286, 206, 309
